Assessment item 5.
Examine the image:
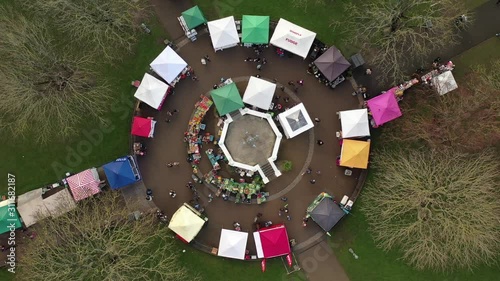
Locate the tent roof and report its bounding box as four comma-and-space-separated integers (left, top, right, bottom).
67, 168, 101, 201
168, 204, 206, 243
218, 229, 249, 260
17, 189, 50, 227
131, 117, 156, 138
181, 6, 207, 30
270, 18, 316, 59
103, 156, 140, 189
339, 109, 370, 138
340, 139, 371, 169
207, 16, 239, 50
0, 200, 22, 234
150, 46, 188, 84
134, 73, 169, 110
211, 83, 244, 115
366, 91, 402, 126
241, 15, 270, 44
254, 224, 291, 259
314, 46, 351, 81
242, 76, 276, 110
277, 103, 314, 139
42, 189, 76, 218
432, 71, 458, 95
309, 195, 345, 232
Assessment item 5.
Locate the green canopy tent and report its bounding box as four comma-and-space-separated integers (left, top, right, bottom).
181, 6, 207, 30
0, 199, 22, 234
241, 15, 270, 44
211, 83, 244, 116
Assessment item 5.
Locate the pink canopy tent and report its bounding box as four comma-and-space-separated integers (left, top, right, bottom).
366, 91, 402, 126
66, 168, 101, 201
131, 117, 157, 138
253, 224, 291, 259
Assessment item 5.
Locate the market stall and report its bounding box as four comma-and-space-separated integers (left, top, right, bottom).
168, 203, 207, 243
339, 109, 370, 138
313, 46, 351, 82
0, 199, 22, 234
103, 156, 141, 190
243, 76, 276, 110
211, 82, 244, 116
181, 5, 207, 30
66, 168, 101, 201
241, 15, 270, 45
186, 95, 213, 160
218, 229, 249, 260
17, 188, 77, 227
131, 116, 157, 138
150, 46, 189, 86
207, 16, 240, 51
254, 224, 292, 271
306, 192, 345, 232
277, 103, 314, 139
432, 70, 458, 95
134, 73, 170, 110
366, 91, 402, 127
339, 139, 370, 169
270, 18, 316, 59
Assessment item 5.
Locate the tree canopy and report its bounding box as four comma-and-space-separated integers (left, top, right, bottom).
340, 0, 469, 84
363, 148, 500, 271
18, 192, 198, 281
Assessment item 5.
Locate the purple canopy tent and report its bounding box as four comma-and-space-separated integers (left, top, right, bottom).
366, 91, 402, 126
313, 46, 351, 82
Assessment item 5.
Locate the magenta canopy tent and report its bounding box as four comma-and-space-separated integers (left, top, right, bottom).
366, 91, 402, 126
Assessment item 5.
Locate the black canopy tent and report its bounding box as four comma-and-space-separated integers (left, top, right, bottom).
313, 46, 351, 82
307, 192, 345, 232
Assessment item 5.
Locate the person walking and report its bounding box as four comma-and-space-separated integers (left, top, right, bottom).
280, 85, 285, 91
288, 81, 295, 86
169, 190, 177, 198
310, 179, 316, 184
201, 58, 207, 65
317, 140, 324, 145
204, 55, 211, 62
257, 64, 262, 70
167, 163, 173, 167
297, 80, 304, 86
314, 117, 321, 123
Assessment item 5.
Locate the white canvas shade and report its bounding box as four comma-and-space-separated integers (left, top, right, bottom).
243, 76, 276, 110
339, 109, 370, 138
17, 188, 76, 227
150, 46, 188, 84
270, 18, 316, 59
207, 16, 239, 51
218, 229, 248, 260
168, 204, 206, 242
278, 103, 314, 139
432, 71, 458, 95
134, 73, 170, 110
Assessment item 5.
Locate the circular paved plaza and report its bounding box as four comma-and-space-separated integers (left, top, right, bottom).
136, 32, 362, 254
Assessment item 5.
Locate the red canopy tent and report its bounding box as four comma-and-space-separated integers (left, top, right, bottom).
253, 224, 291, 259
131, 116, 157, 138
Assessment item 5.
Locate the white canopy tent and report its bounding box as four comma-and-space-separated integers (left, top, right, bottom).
17, 188, 76, 227
150, 46, 188, 84
339, 109, 370, 138
278, 103, 314, 139
217, 229, 248, 260
432, 71, 458, 95
134, 73, 170, 110
242, 76, 276, 110
270, 18, 316, 59
207, 16, 239, 51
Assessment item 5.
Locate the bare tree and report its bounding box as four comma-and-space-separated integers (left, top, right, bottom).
363, 148, 500, 271
18, 192, 199, 281
0, 10, 111, 143
291, 0, 325, 10
383, 61, 500, 153
338, 0, 470, 84
22, 0, 149, 60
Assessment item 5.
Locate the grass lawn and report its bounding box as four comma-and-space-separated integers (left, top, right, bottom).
464, 0, 490, 9
173, 240, 306, 280
0, 15, 168, 196
452, 37, 500, 79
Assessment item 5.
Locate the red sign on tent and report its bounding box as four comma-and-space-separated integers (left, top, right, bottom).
131, 116, 156, 138
261, 259, 266, 272
286, 253, 293, 267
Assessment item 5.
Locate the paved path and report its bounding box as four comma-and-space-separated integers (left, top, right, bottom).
297, 239, 349, 281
